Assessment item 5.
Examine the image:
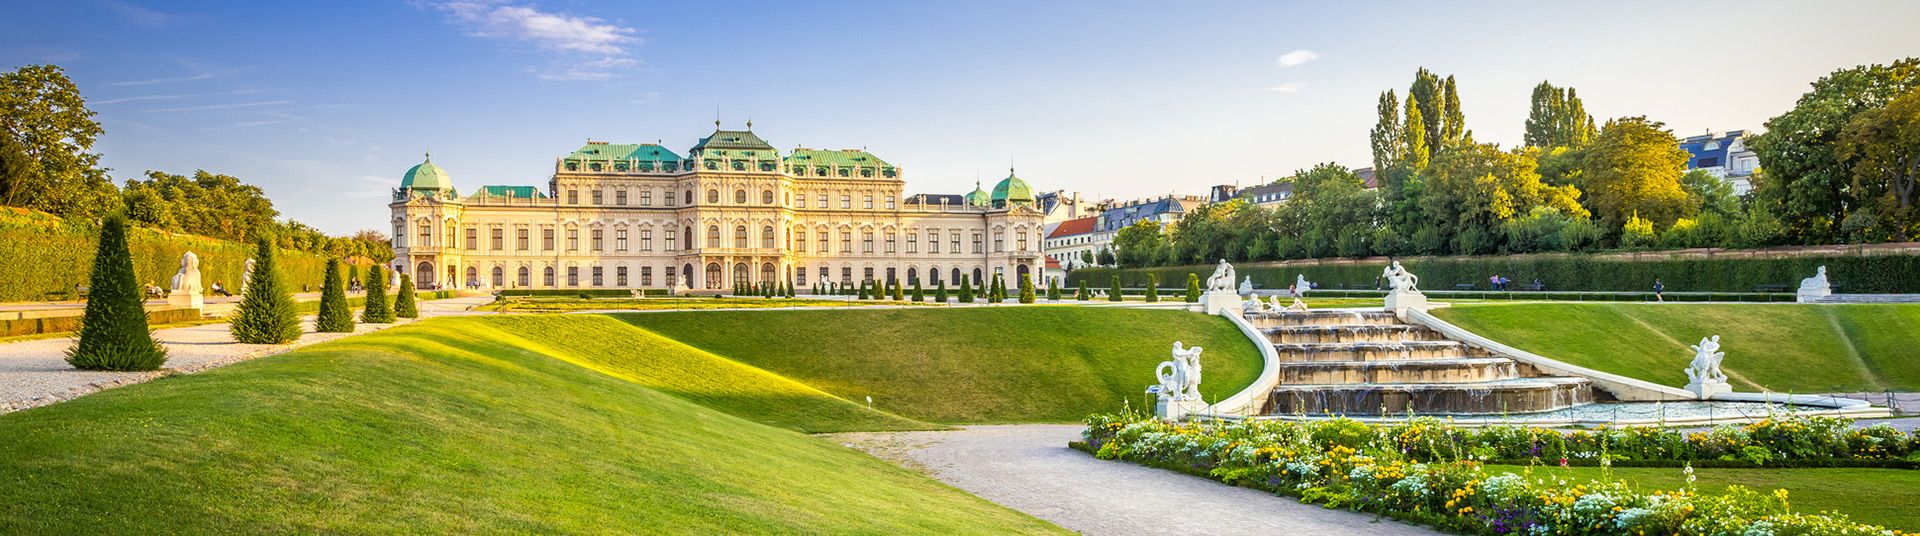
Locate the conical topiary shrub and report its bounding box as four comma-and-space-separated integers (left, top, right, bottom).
958, 276, 973, 303
230, 236, 301, 344
66, 212, 167, 371
891, 280, 904, 301
1018, 275, 1036, 304
1076, 279, 1090, 301
395, 272, 419, 318
314, 258, 354, 333
1145, 274, 1160, 303
911, 281, 924, 302
1108, 275, 1123, 302
361, 264, 393, 323
1046, 279, 1061, 301
1185, 273, 1202, 303
934, 280, 948, 302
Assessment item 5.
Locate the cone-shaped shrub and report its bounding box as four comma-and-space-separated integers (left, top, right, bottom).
1108, 275, 1123, 302
314, 258, 354, 332
66, 213, 167, 371
395, 272, 419, 318
1076, 279, 1090, 301
1145, 274, 1160, 303
958, 276, 973, 303
858, 281, 870, 300
1046, 279, 1061, 301
1185, 273, 1202, 303
230, 236, 301, 344
1018, 275, 1036, 304
993, 274, 1007, 303
935, 280, 948, 302
891, 280, 904, 301
361, 264, 393, 323
911, 281, 924, 302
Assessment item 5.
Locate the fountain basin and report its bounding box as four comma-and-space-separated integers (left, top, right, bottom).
1247, 310, 1400, 328
1274, 341, 1486, 362
1280, 357, 1518, 384
1266, 377, 1595, 415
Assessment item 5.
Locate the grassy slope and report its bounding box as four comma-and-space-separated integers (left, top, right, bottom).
617, 307, 1266, 423
1433, 303, 1920, 392
0, 318, 1056, 534
1491, 465, 1920, 530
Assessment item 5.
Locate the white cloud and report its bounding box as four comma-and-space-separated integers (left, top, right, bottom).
1276, 49, 1320, 67
140, 100, 293, 113
100, 0, 174, 28
1262, 83, 1306, 93
431, 1, 636, 54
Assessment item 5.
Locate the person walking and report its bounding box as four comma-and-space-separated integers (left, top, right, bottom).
212, 281, 233, 297
1653, 278, 1665, 302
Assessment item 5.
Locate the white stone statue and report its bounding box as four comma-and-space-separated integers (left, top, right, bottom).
1382, 261, 1428, 315
239, 258, 256, 294
167, 251, 205, 309
1286, 297, 1310, 312
1294, 274, 1312, 297
1684, 335, 1731, 398
1797, 265, 1832, 303
1384, 261, 1419, 292
1155, 341, 1204, 402
1204, 259, 1236, 292
1237, 276, 1254, 296
1242, 295, 1267, 314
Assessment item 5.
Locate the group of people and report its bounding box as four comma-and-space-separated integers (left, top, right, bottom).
1488, 274, 1511, 291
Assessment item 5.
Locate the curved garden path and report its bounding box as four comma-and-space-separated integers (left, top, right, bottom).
828, 424, 1437, 535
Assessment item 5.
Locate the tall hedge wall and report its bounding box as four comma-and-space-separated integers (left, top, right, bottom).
1065, 252, 1920, 294
0, 209, 342, 302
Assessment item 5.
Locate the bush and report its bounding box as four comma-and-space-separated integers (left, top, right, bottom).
65, 213, 167, 371
891, 280, 904, 301
958, 276, 974, 302
911, 281, 924, 302
934, 280, 948, 302
1144, 274, 1159, 303
0, 208, 341, 302
1046, 279, 1061, 301
1018, 275, 1036, 304
1077, 280, 1090, 301
1184, 273, 1201, 303
394, 272, 419, 318
360, 265, 393, 323
314, 258, 354, 333
229, 237, 301, 344
1108, 275, 1123, 302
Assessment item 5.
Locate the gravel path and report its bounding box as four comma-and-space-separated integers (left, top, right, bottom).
0, 296, 493, 414
829, 424, 1435, 536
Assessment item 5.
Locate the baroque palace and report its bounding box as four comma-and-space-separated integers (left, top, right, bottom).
389, 123, 1046, 292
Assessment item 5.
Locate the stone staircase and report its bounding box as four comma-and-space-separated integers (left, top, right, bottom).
1247, 310, 1595, 415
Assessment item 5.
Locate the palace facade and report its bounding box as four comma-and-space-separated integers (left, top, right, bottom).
389, 124, 1047, 292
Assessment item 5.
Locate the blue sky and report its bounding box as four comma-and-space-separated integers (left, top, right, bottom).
4, 0, 1917, 234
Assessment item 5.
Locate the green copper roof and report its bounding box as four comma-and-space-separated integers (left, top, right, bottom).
786, 148, 892, 168
565, 142, 682, 162
990, 169, 1034, 206
401, 155, 453, 192
965, 182, 991, 207
475, 185, 547, 199
691, 129, 775, 153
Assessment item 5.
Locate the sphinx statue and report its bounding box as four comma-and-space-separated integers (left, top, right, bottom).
167, 251, 205, 308
1797, 265, 1832, 303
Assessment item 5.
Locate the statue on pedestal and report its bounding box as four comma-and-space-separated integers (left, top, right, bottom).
1684, 335, 1731, 399
1204, 259, 1236, 292
1384, 261, 1419, 292
1237, 276, 1254, 296
167, 251, 205, 309
1294, 274, 1312, 297
1797, 265, 1832, 303
1382, 261, 1428, 315
1155, 341, 1204, 402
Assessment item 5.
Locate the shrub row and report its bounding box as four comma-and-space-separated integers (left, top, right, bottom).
0, 209, 342, 302
0, 307, 200, 338
495, 288, 669, 298
1068, 252, 1920, 294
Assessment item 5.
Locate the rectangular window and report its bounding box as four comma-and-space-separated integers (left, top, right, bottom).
641, 266, 653, 286
615, 190, 628, 206
819, 194, 829, 207
795, 269, 806, 286
796, 194, 806, 208
465, 228, 477, 250
951, 232, 960, 254
616, 266, 627, 286
841, 267, 852, 284
862, 232, 874, 254
816, 231, 828, 253
841, 231, 852, 253
616, 229, 628, 251
906, 232, 917, 253
515, 228, 529, 251
994, 232, 1005, 252
972, 232, 983, 254
640, 190, 653, 206
417, 223, 430, 247
863, 195, 874, 209
592, 229, 605, 251
542, 228, 555, 250
817, 266, 828, 285
567, 190, 578, 205
840, 195, 851, 209
795, 231, 806, 252
490, 228, 504, 250
664, 229, 676, 251
567, 229, 579, 251
885, 232, 896, 253
863, 267, 874, 282
639, 229, 651, 251
567, 267, 579, 287
592, 266, 604, 286
1017, 232, 1028, 251
591, 190, 604, 205
929, 231, 940, 254
665, 266, 677, 288
885, 196, 896, 210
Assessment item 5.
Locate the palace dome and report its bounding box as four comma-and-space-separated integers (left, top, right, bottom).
990, 169, 1034, 207
401, 155, 453, 192
965, 182, 991, 207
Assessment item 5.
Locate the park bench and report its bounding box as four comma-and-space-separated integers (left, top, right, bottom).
1452, 283, 1476, 291
1522, 281, 1547, 292
1752, 283, 1792, 293
46, 286, 89, 300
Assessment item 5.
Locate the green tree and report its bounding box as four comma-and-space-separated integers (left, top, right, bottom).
1369, 89, 1402, 172
1079, 249, 1095, 266
1017, 275, 1035, 304
1401, 93, 1430, 172
1112, 220, 1167, 267
1440, 75, 1467, 145
911, 280, 924, 302
1144, 274, 1159, 302
1836, 86, 1920, 241
1076, 279, 1090, 301
1579, 117, 1692, 230
934, 280, 948, 302
1680, 169, 1740, 218
121, 170, 280, 245
1108, 275, 1123, 302
1524, 81, 1598, 149
1046, 278, 1061, 301
65, 212, 166, 370
1751, 57, 1919, 243
0, 65, 118, 219
1096, 247, 1116, 266
314, 258, 353, 332
1185, 273, 1201, 303
958, 276, 973, 302
361, 265, 393, 323
891, 280, 904, 301
230, 237, 301, 344
394, 272, 419, 318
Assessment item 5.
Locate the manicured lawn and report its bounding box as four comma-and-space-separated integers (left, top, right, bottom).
0, 317, 1060, 534
477, 296, 924, 312
617, 307, 1266, 423
1433, 303, 1920, 392
1490, 464, 1920, 531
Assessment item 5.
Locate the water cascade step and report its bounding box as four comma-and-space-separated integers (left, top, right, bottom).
1248, 310, 1595, 415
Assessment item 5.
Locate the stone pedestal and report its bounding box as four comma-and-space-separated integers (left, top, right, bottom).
1384, 289, 1427, 316
167, 292, 203, 310
1155, 397, 1207, 421
1796, 285, 1830, 303
1686, 380, 1731, 400
1201, 290, 1241, 316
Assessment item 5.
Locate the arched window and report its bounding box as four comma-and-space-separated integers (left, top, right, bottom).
543, 266, 556, 286
761, 263, 775, 284
733, 263, 750, 285
517, 266, 529, 287
705, 263, 722, 289
490, 267, 503, 287
907, 267, 918, 284
762, 226, 775, 249
684, 190, 693, 204
707, 189, 719, 204
762, 190, 774, 204
707, 225, 721, 247
466, 266, 479, 286
951, 268, 961, 285
734, 226, 748, 248
735, 189, 747, 204
973, 268, 983, 285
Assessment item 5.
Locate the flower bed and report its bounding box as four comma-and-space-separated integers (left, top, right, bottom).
1082, 414, 1915, 535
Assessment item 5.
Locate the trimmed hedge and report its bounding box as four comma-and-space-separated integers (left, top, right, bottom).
1069, 251, 1920, 294
496, 288, 670, 298
0, 208, 344, 302
0, 308, 200, 338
